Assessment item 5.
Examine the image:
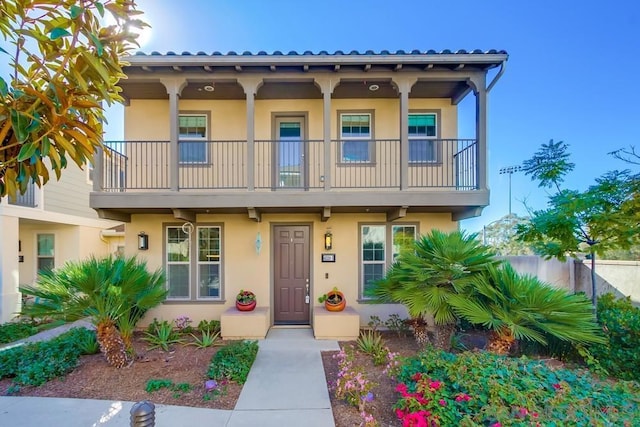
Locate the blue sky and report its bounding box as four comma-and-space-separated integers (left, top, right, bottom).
6, 0, 627, 232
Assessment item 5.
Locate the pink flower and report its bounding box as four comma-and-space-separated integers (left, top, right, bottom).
455, 393, 471, 402
552, 383, 562, 390
396, 383, 409, 395
491, 423, 502, 427
438, 399, 447, 406
428, 380, 442, 390
532, 412, 539, 418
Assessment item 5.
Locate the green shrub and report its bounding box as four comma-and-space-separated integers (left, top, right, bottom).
197, 319, 221, 335
394, 347, 640, 426
143, 320, 184, 351
0, 321, 38, 344
590, 293, 640, 381
0, 327, 94, 386
208, 340, 258, 384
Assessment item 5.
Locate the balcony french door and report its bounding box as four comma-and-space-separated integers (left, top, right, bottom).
275, 117, 306, 188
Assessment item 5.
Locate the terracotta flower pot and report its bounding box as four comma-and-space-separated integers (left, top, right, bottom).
324, 291, 346, 312
236, 300, 256, 311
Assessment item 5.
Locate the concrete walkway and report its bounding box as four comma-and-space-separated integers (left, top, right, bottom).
0, 327, 340, 426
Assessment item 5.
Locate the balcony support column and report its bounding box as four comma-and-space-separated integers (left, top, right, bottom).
316, 78, 339, 191
392, 77, 417, 191
469, 74, 487, 191
238, 78, 262, 191
160, 78, 187, 191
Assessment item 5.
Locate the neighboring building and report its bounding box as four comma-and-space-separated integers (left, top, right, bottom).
0, 164, 124, 323
90, 49, 508, 337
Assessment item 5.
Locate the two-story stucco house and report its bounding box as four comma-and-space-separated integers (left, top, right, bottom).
90, 49, 507, 339
0, 165, 125, 323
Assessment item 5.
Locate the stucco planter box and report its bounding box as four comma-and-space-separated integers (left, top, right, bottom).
221, 306, 270, 339
313, 305, 359, 340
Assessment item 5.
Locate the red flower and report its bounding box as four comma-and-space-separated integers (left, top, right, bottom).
396, 383, 409, 395
412, 373, 422, 381
428, 380, 442, 390
438, 399, 447, 406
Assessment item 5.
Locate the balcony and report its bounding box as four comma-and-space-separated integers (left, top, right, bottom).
91, 138, 486, 222
98, 139, 478, 191
8, 183, 39, 208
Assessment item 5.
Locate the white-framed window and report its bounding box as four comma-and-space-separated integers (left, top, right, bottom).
340, 113, 372, 162
197, 226, 221, 299
166, 227, 190, 299
409, 113, 437, 163
165, 224, 223, 301
360, 224, 417, 299
179, 114, 208, 164
36, 233, 55, 273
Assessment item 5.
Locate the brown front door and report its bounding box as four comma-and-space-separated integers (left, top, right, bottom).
273, 225, 310, 324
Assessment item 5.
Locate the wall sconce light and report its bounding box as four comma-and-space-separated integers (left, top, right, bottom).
138, 232, 149, 250
255, 232, 262, 255
324, 231, 333, 250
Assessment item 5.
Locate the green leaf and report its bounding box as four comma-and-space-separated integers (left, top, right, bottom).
10, 110, 29, 143
17, 143, 38, 162
70, 5, 83, 19
49, 28, 71, 40
0, 46, 8, 55
89, 33, 104, 57
42, 136, 51, 156
0, 77, 7, 97
95, 2, 105, 17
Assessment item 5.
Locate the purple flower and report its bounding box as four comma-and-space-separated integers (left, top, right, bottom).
205, 380, 218, 391
362, 391, 374, 402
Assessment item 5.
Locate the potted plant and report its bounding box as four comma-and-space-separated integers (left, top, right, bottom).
318, 287, 346, 312
236, 290, 256, 311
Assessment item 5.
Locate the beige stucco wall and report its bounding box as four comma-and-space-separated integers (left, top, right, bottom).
18, 222, 115, 286
122, 98, 459, 190
127, 212, 456, 326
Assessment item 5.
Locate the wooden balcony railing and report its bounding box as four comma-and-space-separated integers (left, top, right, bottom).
99, 139, 478, 192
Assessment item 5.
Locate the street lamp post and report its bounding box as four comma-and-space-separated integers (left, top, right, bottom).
498, 165, 523, 216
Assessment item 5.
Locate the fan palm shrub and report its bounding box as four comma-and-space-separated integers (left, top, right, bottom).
20, 255, 166, 368
448, 263, 605, 354
371, 230, 499, 350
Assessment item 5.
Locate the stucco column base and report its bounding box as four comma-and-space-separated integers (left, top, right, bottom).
221, 306, 270, 339
0, 215, 20, 323
313, 305, 360, 340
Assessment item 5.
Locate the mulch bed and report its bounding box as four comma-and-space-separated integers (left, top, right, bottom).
322, 331, 421, 427
0, 333, 241, 410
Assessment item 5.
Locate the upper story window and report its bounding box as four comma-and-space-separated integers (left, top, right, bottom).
409, 113, 437, 163
37, 233, 55, 273
179, 114, 208, 164
340, 113, 372, 163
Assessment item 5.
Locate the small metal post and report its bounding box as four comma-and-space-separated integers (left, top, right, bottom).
130, 400, 155, 427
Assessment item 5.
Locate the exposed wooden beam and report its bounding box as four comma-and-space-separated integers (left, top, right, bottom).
96, 209, 131, 223
141, 66, 153, 72
394, 64, 403, 71
270, 65, 276, 72
333, 64, 340, 72
248, 207, 261, 222
235, 65, 243, 72
387, 206, 408, 222
303, 64, 309, 72
172, 208, 196, 222
424, 64, 434, 70
364, 64, 371, 72
203, 65, 213, 72
454, 64, 465, 70
172, 66, 182, 72
321, 206, 331, 222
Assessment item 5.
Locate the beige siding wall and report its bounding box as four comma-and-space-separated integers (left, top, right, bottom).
43, 163, 97, 219
18, 223, 113, 285
127, 212, 456, 326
